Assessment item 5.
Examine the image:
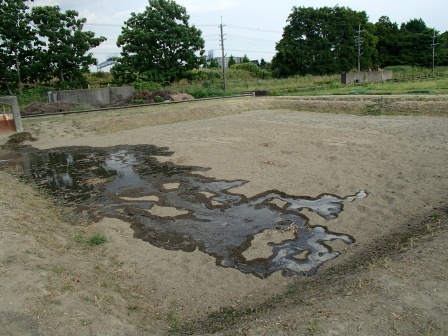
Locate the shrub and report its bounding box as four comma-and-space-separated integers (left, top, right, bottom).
231, 62, 260, 75
131, 79, 162, 92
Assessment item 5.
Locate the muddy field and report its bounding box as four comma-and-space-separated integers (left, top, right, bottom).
1, 95, 448, 335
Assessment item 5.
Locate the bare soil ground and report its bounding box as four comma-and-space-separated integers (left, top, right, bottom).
1, 95, 447, 335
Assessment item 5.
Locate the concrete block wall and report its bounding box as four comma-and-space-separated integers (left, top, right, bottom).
341, 71, 392, 85
48, 86, 135, 106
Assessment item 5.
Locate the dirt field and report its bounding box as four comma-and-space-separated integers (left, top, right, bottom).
1, 95, 447, 335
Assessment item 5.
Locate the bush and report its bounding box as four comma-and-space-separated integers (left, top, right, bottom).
91, 71, 106, 78
131, 79, 162, 92
185, 69, 222, 82
185, 86, 229, 99
231, 62, 260, 75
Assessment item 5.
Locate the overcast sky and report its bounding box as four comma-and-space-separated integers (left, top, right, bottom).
29, 0, 447, 68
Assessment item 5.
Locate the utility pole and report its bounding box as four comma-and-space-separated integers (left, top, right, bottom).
432, 29, 437, 77
355, 24, 363, 72
220, 17, 227, 91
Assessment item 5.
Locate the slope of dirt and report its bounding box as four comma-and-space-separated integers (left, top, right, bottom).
1, 96, 448, 335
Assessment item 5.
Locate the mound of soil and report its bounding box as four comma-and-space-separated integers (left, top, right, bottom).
116, 90, 194, 106
21, 101, 79, 115
1, 132, 37, 148
21, 91, 195, 115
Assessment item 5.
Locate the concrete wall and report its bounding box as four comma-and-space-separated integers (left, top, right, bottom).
341, 71, 392, 85
48, 86, 135, 106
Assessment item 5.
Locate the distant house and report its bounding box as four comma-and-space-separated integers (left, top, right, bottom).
207, 50, 257, 68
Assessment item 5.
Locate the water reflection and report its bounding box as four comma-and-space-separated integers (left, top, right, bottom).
0, 144, 366, 277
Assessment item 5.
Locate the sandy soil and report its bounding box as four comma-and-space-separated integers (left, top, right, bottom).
0, 95, 447, 335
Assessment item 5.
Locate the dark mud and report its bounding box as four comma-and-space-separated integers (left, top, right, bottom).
0, 144, 366, 278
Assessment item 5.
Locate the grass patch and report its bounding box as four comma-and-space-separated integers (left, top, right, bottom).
165, 305, 192, 335
74, 232, 107, 247
87, 234, 107, 246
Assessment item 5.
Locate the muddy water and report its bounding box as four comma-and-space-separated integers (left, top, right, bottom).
0, 144, 366, 277
0, 114, 15, 133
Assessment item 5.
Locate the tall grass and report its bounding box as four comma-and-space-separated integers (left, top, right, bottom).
6, 66, 448, 108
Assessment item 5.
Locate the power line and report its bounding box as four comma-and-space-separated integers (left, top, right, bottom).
85, 23, 122, 27
226, 49, 276, 54
85, 23, 218, 28
226, 34, 276, 43
226, 24, 282, 34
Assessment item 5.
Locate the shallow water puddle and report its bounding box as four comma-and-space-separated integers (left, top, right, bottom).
0, 144, 366, 278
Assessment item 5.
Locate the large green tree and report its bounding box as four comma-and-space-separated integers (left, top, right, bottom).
438, 31, 448, 66
272, 6, 378, 76
30, 6, 106, 84
113, 0, 205, 84
0, 0, 36, 93
374, 16, 401, 67
398, 18, 435, 68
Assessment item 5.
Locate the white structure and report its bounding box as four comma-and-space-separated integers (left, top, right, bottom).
207, 50, 244, 68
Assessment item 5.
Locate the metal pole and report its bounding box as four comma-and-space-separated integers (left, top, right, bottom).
220, 18, 227, 91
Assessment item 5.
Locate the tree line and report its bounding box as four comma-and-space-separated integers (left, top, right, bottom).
1, 0, 447, 95
0, 0, 105, 94
273, 6, 448, 77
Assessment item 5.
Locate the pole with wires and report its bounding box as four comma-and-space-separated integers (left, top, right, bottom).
220, 17, 227, 91
432, 29, 437, 77
355, 24, 363, 72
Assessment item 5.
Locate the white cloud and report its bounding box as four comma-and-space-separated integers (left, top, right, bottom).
176, 0, 238, 14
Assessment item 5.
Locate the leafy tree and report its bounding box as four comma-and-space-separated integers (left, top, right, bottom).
30, 6, 106, 85
438, 31, 448, 66
228, 55, 236, 67
272, 6, 377, 76
208, 59, 217, 68
0, 0, 36, 93
208, 58, 219, 68
113, 0, 205, 84
360, 23, 379, 70
399, 18, 434, 67
374, 16, 401, 67
242, 54, 250, 63
259, 58, 270, 69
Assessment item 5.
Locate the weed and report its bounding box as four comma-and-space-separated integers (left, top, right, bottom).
51, 266, 63, 275
100, 280, 114, 288
166, 309, 183, 333
62, 284, 75, 291
74, 232, 107, 247
306, 321, 325, 335
132, 99, 145, 105
73, 104, 94, 111
80, 319, 92, 326
84, 295, 96, 303
86, 234, 107, 246
4, 255, 17, 264
127, 305, 139, 312
430, 212, 440, 221
73, 233, 84, 243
